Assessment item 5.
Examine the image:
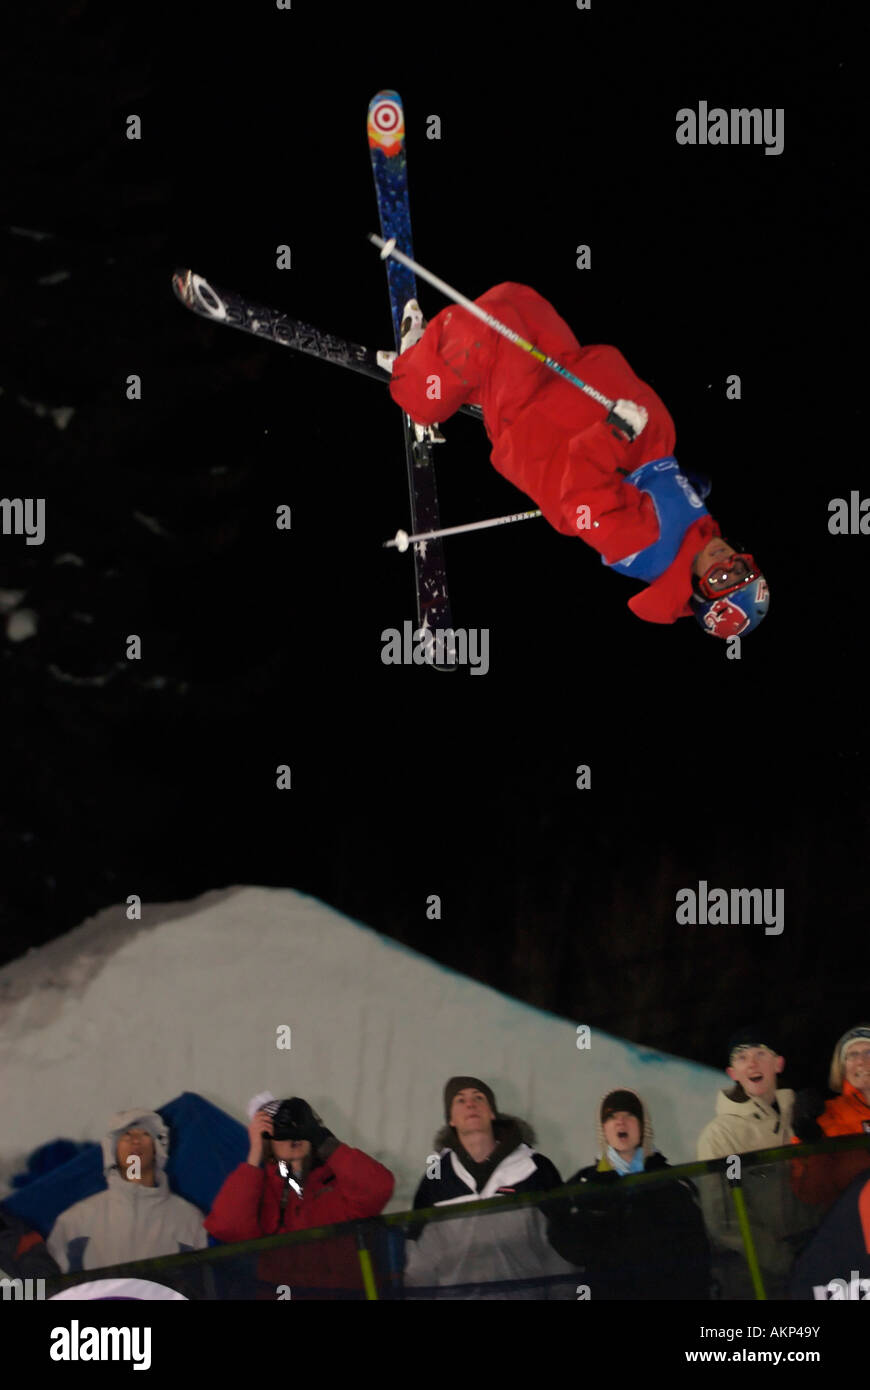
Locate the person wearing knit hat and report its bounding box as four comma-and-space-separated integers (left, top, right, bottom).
443, 1075, 498, 1124
598, 1089, 654, 1173
403, 1076, 576, 1299
695, 1027, 815, 1299
547, 1086, 711, 1299
698, 1026, 791, 1158
830, 1026, 870, 1097
791, 1024, 870, 1211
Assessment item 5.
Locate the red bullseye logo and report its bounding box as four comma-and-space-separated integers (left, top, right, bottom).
368, 97, 404, 155
373, 101, 400, 133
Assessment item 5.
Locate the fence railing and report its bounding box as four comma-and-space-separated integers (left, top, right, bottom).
32, 1134, 870, 1301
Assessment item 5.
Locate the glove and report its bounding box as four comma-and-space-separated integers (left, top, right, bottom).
575, 1169, 621, 1228
682, 469, 712, 501
644, 1151, 669, 1172
273, 1098, 336, 1156
583, 1168, 620, 1187
606, 399, 648, 443
791, 1089, 825, 1143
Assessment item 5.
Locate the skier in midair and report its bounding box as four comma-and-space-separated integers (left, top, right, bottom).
378, 285, 768, 638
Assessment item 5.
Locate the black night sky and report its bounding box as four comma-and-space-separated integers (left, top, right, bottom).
3, 1, 864, 1092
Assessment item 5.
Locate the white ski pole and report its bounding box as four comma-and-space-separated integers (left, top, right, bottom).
385, 509, 543, 552
369, 233, 631, 429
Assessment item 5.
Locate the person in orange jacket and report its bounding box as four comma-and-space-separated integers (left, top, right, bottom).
205, 1094, 394, 1298
792, 1026, 870, 1210
382, 287, 769, 639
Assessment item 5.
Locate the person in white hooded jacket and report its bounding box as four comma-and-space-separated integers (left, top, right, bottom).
46, 1108, 207, 1273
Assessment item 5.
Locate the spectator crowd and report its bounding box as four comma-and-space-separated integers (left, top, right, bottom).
2, 1023, 869, 1300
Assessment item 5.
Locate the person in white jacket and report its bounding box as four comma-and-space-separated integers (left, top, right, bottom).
403, 1076, 576, 1299
46, 1108, 207, 1273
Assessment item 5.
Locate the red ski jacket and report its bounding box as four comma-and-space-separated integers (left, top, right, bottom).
791, 1080, 870, 1210
389, 282, 718, 624
204, 1144, 394, 1296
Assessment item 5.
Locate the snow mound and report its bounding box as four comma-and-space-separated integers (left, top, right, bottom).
0, 886, 722, 1206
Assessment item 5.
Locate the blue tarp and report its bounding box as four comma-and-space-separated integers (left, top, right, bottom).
1, 1092, 248, 1238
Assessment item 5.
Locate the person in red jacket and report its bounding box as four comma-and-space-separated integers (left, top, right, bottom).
792, 1026, 870, 1210
382, 287, 769, 638
205, 1096, 394, 1299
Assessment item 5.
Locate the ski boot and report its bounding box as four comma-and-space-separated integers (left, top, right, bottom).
399, 298, 427, 352
379, 299, 445, 443
376, 299, 425, 374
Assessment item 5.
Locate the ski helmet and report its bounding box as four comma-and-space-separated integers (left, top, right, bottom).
691, 549, 769, 637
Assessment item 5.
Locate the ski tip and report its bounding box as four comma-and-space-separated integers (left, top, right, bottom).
169, 269, 227, 321
171, 268, 193, 304
368, 88, 402, 109
367, 92, 405, 156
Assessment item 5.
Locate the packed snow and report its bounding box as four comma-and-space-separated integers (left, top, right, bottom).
0, 886, 724, 1207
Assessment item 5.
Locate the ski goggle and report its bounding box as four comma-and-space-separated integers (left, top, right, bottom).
694, 550, 761, 600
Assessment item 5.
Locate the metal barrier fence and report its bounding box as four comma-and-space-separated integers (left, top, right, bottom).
35, 1135, 870, 1301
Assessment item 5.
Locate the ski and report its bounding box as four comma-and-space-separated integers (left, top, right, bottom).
368, 90, 456, 659
171, 268, 482, 421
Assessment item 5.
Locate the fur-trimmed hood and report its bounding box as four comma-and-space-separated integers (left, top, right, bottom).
434, 1113, 536, 1153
